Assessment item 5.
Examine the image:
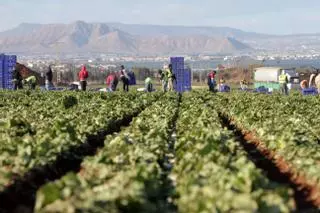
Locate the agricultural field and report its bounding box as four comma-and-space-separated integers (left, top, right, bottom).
0, 90, 320, 213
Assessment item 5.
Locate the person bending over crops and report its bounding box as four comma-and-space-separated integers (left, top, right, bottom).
106, 72, 119, 92
240, 79, 249, 90
145, 77, 153, 92
218, 78, 226, 91
300, 80, 308, 89
24, 75, 37, 90
78, 65, 89, 91
12, 64, 23, 90
119, 65, 130, 92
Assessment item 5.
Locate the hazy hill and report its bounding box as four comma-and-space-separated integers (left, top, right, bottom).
0, 21, 251, 55
106, 22, 269, 39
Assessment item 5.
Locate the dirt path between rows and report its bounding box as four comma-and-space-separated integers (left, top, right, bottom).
159, 94, 181, 213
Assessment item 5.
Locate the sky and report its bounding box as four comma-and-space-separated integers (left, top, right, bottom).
0, 0, 320, 34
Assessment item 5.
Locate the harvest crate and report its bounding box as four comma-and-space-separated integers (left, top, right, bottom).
302, 88, 318, 96
0, 54, 17, 89
0, 55, 4, 89
170, 57, 191, 92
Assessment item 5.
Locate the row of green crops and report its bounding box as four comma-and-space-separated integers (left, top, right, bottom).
214, 92, 320, 194
35, 93, 180, 212
34, 92, 301, 213
0, 91, 160, 191
2, 90, 320, 212
173, 92, 295, 213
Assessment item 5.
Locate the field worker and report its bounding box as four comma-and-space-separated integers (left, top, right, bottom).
78, 65, 89, 91
158, 69, 165, 91
45, 65, 54, 90
161, 66, 169, 92
145, 77, 153, 92
172, 73, 177, 88
315, 74, 320, 94
12, 64, 23, 90
24, 75, 37, 90
106, 72, 119, 92
240, 79, 248, 90
219, 78, 226, 91
300, 80, 308, 90
309, 73, 317, 88
119, 65, 130, 92
167, 64, 174, 91
207, 70, 216, 92
278, 70, 289, 95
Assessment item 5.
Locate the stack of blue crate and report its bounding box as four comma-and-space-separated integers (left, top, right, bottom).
0, 54, 4, 89
170, 57, 192, 92
170, 57, 184, 92
0, 54, 17, 89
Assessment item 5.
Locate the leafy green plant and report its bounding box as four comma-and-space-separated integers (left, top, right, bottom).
35, 93, 180, 212
173, 92, 295, 213
0, 91, 159, 191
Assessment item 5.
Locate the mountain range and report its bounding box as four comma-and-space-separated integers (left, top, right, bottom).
0, 21, 252, 55
1, 21, 320, 55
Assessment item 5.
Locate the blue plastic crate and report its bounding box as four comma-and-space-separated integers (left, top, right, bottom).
219, 85, 231, 92
302, 88, 318, 96
170, 57, 184, 61
255, 86, 269, 93
170, 57, 193, 92
0, 55, 4, 88
0, 54, 16, 89
4, 55, 17, 63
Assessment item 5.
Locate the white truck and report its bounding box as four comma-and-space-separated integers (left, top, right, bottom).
254, 67, 300, 92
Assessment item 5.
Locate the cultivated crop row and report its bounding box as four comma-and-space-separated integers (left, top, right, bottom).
1, 90, 320, 212
215, 92, 320, 206
173, 92, 295, 213
0, 91, 159, 192
35, 93, 180, 213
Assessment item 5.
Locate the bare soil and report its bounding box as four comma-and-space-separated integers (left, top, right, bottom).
219, 112, 320, 212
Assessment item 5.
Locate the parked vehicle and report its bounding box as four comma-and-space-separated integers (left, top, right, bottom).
254, 67, 300, 92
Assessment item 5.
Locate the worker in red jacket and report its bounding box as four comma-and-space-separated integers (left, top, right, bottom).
106, 72, 119, 92
207, 70, 216, 92
78, 65, 89, 91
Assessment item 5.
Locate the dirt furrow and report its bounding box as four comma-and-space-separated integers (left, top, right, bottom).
0, 110, 148, 213
156, 94, 181, 213
219, 112, 319, 212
